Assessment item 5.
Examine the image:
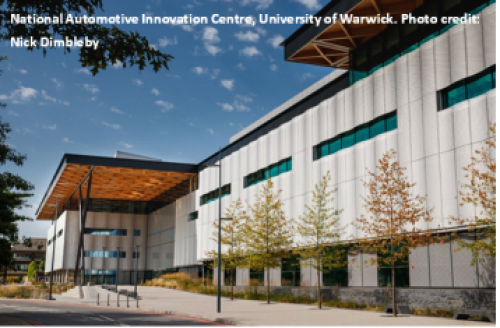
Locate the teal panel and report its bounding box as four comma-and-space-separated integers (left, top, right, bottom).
319, 143, 329, 158
386, 114, 398, 131
355, 126, 370, 143
270, 164, 279, 178
329, 138, 341, 154
279, 160, 288, 174
287, 158, 292, 171
445, 84, 466, 108
467, 73, 493, 99
342, 132, 355, 149
370, 119, 386, 137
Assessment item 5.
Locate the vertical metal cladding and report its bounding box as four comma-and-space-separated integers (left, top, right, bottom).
434, 33, 452, 90
465, 16, 485, 76
482, 4, 496, 68
450, 25, 467, 83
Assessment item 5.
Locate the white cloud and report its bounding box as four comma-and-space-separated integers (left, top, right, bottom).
19, 69, 28, 74
62, 137, 73, 143
267, 34, 285, 49
207, 128, 214, 135
302, 72, 315, 80
270, 64, 278, 71
205, 43, 222, 56
8, 110, 19, 116
192, 67, 220, 79
236, 94, 253, 103
241, 0, 273, 10
240, 46, 261, 57
131, 79, 144, 86
151, 88, 160, 96
155, 100, 174, 112
82, 83, 100, 94
255, 26, 267, 36
236, 63, 246, 70
119, 142, 134, 149
159, 36, 178, 47
203, 27, 220, 43
217, 103, 234, 112
180, 24, 195, 32
111, 107, 124, 115
233, 101, 250, 112
293, 0, 322, 10
61, 62, 67, 68
101, 121, 121, 130
41, 90, 56, 102
75, 68, 91, 75
0, 86, 38, 104
234, 31, 260, 42
111, 60, 123, 69
43, 124, 57, 131
51, 78, 63, 89
221, 79, 235, 91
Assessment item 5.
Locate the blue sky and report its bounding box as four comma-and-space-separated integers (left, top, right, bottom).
2, 0, 333, 238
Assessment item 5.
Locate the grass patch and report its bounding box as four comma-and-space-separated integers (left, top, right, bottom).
412, 308, 454, 318
0, 283, 73, 299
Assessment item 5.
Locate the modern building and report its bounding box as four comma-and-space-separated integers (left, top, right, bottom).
7, 238, 46, 282
39, 0, 495, 309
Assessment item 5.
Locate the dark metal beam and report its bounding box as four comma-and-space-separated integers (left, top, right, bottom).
73, 171, 93, 286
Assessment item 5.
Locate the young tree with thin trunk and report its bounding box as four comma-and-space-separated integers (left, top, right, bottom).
207, 199, 248, 300
244, 178, 294, 304
452, 123, 496, 263
355, 149, 434, 317
27, 261, 38, 282
294, 171, 345, 309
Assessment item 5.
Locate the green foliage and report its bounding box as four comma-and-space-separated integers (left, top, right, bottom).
27, 261, 38, 280
0, 57, 34, 274
1, 1, 173, 75
453, 123, 496, 264
294, 171, 346, 273
355, 149, 437, 316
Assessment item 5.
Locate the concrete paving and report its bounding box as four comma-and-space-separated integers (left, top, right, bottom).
55, 285, 493, 326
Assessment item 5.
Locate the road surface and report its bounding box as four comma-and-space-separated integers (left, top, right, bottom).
0, 299, 223, 326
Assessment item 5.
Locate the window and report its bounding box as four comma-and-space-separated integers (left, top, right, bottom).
47, 240, 51, 246
281, 254, 301, 287
349, 1, 495, 85
84, 228, 127, 236
134, 230, 141, 237
249, 268, 264, 286
244, 157, 292, 188
200, 184, 231, 206
188, 211, 198, 222
441, 66, 496, 110
224, 267, 236, 286
18, 264, 29, 271
377, 246, 409, 287
322, 246, 348, 287
57, 229, 63, 238
13, 254, 31, 259
133, 252, 140, 259
314, 111, 398, 160
84, 250, 126, 258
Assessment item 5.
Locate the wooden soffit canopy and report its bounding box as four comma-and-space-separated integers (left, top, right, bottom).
35, 154, 198, 221
286, 0, 424, 68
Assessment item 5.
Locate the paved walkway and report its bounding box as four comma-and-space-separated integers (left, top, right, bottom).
55, 286, 492, 326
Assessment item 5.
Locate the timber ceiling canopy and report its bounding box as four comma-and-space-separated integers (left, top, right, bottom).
35, 154, 198, 221
284, 0, 424, 68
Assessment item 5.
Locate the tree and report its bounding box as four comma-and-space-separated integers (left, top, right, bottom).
0, 56, 34, 284
1, 0, 173, 75
294, 171, 345, 309
453, 123, 496, 263
207, 198, 248, 300
27, 261, 38, 281
243, 178, 294, 304
355, 149, 435, 317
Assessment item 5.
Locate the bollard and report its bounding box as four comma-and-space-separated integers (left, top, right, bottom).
117, 293, 119, 307
127, 294, 129, 308
107, 294, 110, 306
97, 293, 99, 306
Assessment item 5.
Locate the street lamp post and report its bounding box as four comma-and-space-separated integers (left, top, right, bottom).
101, 247, 105, 285
134, 245, 140, 299
47, 197, 58, 300
220, 217, 234, 300
203, 147, 223, 313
